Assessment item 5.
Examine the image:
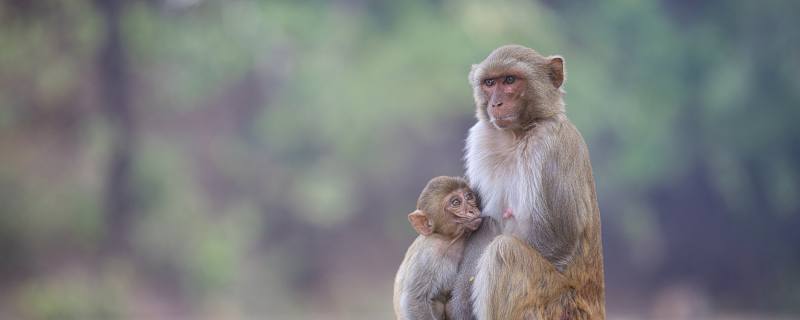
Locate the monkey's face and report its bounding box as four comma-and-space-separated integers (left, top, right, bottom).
469, 45, 566, 130
440, 188, 482, 236
409, 176, 482, 238
478, 73, 529, 129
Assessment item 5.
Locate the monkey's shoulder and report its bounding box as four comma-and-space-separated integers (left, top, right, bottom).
525, 116, 591, 166
407, 236, 464, 263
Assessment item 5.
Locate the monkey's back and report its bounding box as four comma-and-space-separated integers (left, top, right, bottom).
558, 120, 606, 318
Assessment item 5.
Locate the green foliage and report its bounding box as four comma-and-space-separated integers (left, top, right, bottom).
13, 263, 129, 320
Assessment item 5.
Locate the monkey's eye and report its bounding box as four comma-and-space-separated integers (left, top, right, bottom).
450, 198, 461, 207
483, 79, 496, 87
503, 75, 516, 84
465, 192, 473, 201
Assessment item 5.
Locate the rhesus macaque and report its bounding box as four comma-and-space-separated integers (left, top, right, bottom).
394, 176, 483, 320
446, 45, 605, 319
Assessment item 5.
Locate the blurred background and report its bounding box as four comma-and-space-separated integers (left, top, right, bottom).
1, 0, 799, 319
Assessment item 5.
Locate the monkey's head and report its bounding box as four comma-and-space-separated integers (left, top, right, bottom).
408, 176, 482, 239
469, 44, 566, 130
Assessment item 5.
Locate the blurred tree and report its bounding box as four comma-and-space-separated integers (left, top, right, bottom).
0, 0, 798, 318
97, 0, 137, 253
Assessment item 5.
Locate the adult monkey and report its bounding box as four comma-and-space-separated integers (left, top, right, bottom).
447, 45, 605, 319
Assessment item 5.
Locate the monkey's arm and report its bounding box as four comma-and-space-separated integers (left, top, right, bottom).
531, 125, 588, 270
400, 292, 439, 320
399, 259, 443, 320
400, 268, 439, 320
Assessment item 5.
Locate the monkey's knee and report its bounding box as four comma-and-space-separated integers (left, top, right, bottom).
473, 235, 573, 319
474, 234, 537, 288
472, 235, 538, 319
484, 234, 540, 270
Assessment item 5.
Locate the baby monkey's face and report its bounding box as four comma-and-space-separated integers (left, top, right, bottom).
441, 187, 482, 235
408, 176, 483, 239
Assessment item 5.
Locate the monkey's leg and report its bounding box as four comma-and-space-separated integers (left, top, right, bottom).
472, 235, 581, 320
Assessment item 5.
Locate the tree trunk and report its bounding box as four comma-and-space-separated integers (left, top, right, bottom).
97, 0, 136, 253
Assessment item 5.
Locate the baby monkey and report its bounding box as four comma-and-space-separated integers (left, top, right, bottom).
393, 176, 482, 320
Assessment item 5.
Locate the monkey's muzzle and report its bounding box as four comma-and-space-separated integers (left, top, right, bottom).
465, 217, 483, 231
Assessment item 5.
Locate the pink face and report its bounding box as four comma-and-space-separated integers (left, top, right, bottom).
479, 74, 527, 129
442, 188, 482, 232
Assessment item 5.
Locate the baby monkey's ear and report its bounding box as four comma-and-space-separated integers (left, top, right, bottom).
408, 210, 433, 236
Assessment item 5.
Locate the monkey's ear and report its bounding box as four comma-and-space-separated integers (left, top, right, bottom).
408, 210, 433, 236
547, 56, 566, 89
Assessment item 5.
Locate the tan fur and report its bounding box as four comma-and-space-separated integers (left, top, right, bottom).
451, 45, 605, 320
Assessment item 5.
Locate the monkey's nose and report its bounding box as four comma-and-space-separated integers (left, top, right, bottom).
492, 101, 503, 108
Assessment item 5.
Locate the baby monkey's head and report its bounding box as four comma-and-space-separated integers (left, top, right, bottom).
408, 176, 482, 239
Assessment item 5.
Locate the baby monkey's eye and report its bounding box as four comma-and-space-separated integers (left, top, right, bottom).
465, 192, 474, 200
483, 79, 496, 87
450, 198, 461, 207
504, 75, 516, 84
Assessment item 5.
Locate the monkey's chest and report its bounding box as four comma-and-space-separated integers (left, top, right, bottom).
465, 124, 547, 237
474, 158, 542, 236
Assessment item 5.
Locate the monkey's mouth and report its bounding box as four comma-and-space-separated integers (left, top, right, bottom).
491, 114, 517, 128
465, 217, 483, 231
